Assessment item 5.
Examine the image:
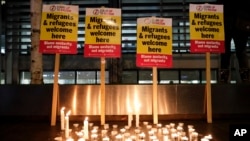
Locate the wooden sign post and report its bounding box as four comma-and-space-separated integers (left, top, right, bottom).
84, 8, 121, 125
206, 52, 212, 123
51, 53, 60, 126
39, 4, 79, 126
189, 3, 225, 123
136, 17, 173, 124
152, 66, 158, 124
100, 57, 106, 125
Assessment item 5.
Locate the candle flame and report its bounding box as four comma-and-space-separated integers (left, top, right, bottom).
85, 117, 88, 121
61, 107, 65, 111
205, 134, 212, 139
66, 110, 71, 116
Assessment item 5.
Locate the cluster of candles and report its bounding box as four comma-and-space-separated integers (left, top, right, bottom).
58, 107, 213, 141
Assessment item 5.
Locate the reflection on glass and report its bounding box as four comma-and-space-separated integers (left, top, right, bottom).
97, 71, 109, 84
77, 71, 96, 84
122, 71, 137, 84
138, 70, 153, 84
201, 70, 217, 84
21, 71, 76, 84
159, 70, 179, 84
180, 70, 200, 84
20, 72, 30, 84
0, 72, 4, 84
43, 71, 75, 84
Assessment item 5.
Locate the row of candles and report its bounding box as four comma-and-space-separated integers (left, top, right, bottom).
61, 107, 90, 139
59, 107, 213, 141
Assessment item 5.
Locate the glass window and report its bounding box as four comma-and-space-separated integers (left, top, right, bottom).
77, 71, 96, 84
0, 72, 4, 84
43, 71, 75, 84
201, 69, 217, 84
180, 70, 200, 84
228, 69, 237, 84
97, 71, 109, 84
20, 71, 30, 84
138, 70, 153, 84
122, 70, 137, 84
58, 71, 75, 84
159, 70, 179, 84
1, 35, 5, 54
43, 72, 54, 84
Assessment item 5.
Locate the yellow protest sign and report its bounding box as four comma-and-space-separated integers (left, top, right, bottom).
136, 17, 172, 67
39, 4, 79, 54
189, 4, 224, 53
84, 8, 121, 58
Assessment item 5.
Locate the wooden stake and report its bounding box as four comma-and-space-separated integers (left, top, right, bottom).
100, 57, 106, 125
206, 52, 212, 123
152, 67, 158, 124
51, 53, 60, 126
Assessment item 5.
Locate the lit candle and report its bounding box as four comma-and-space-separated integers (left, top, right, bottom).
181, 136, 188, 141
163, 135, 169, 141
65, 110, 71, 138
66, 137, 74, 141
125, 138, 133, 141
188, 127, 195, 140
91, 134, 98, 140
128, 109, 133, 127
204, 134, 212, 140
78, 138, 85, 141
191, 132, 198, 141
135, 103, 140, 127
102, 137, 110, 141
139, 132, 145, 140
60, 107, 65, 130
115, 134, 122, 140
201, 138, 209, 141
84, 117, 89, 139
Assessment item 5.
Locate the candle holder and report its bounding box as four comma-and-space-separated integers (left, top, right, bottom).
138, 132, 145, 140
113, 124, 118, 129
143, 121, 148, 126
104, 124, 109, 130
91, 133, 98, 141
191, 131, 198, 141
102, 136, 110, 141
115, 134, 123, 141
101, 129, 108, 138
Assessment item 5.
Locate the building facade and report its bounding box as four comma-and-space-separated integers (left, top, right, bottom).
0, 0, 249, 84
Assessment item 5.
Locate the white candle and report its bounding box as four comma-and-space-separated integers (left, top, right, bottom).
125, 138, 132, 141
115, 134, 122, 139
128, 109, 133, 127
135, 104, 140, 127
66, 137, 74, 141
60, 107, 65, 130
181, 136, 188, 141
163, 135, 169, 141
84, 117, 89, 139
139, 132, 145, 140
204, 134, 212, 140
65, 110, 71, 138
191, 132, 198, 141
102, 137, 110, 141
201, 138, 209, 141
65, 116, 69, 138
91, 133, 98, 138
78, 138, 85, 141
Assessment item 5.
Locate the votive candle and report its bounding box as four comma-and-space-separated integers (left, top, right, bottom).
60, 107, 65, 130
84, 117, 89, 139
